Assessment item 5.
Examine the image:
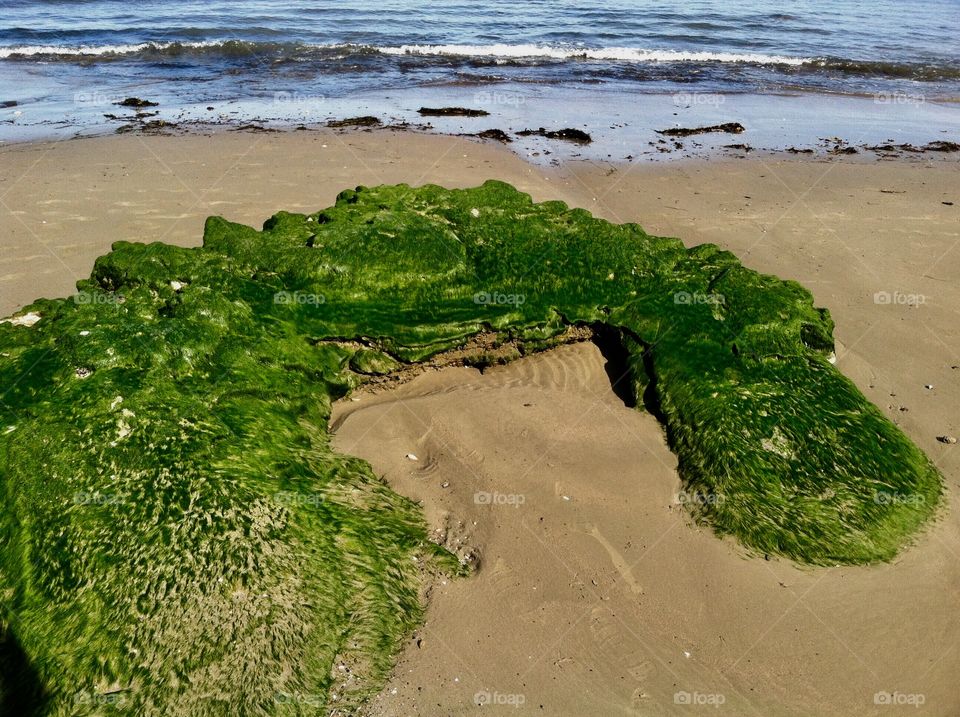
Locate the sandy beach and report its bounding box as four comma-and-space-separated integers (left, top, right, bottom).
2, 130, 959, 715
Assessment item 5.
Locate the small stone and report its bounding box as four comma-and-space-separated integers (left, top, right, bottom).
937, 436, 957, 444
405, 453, 418, 461
924, 384, 934, 390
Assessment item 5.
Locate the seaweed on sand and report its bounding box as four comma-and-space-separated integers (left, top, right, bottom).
0, 181, 941, 714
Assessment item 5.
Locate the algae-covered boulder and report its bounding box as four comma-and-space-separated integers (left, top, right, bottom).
0, 181, 941, 714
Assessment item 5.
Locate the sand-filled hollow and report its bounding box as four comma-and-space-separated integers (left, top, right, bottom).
333, 341, 959, 717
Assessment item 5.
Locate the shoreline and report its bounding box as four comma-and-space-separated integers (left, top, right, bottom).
3, 86, 959, 166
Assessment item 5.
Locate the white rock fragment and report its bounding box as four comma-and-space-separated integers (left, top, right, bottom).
110, 409, 136, 446
75, 367, 92, 379
470, 208, 480, 218
827, 352, 837, 364
170, 280, 184, 291
79, 330, 91, 336
1, 311, 41, 327
405, 453, 418, 461
924, 384, 934, 390
562, 495, 571, 501
683, 651, 691, 658
110, 396, 123, 410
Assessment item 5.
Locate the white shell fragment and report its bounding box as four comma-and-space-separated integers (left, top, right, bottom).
1, 312, 41, 327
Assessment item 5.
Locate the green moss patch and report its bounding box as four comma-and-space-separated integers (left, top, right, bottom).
0, 181, 941, 714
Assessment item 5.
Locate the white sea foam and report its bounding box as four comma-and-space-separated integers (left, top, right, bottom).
378, 43, 811, 66
0, 40, 812, 66
0, 40, 225, 59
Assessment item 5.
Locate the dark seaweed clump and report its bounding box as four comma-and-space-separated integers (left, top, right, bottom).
417, 107, 489, 117
516, 126, 592, 143
657, 122, 745, 136
326, 116, 382, 128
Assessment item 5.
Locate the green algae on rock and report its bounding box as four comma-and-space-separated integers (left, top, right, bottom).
0, 181, 942, 714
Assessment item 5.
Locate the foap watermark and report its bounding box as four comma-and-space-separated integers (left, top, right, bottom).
273, 491, 324, 508
75, 691, 128, 707
873, 491, 926, 507
874, 691, 925, 708
874, 92, 925, 106
274, 691, 323, 707
474, 491, 525, 508
473, 91, 526, 107
675, 491, 724, 507
272, 91, 325, 105
474, 690, 526, 708
672, 92, 725, 107
73, 90, 125, 107
274, 290, 326, 306
73, 291, 124, 306
674, 291, 725, 306
873, 290, 927, 307
72, 491, 123, 506
473, 291, 525, 307
674, 691, 726, 708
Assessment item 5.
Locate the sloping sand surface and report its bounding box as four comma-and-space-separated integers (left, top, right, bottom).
333, 341, 959, 716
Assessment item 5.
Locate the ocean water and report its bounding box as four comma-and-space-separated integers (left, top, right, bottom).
1, 0, 959, 145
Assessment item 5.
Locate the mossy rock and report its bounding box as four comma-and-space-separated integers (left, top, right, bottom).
0, 181, 941, 715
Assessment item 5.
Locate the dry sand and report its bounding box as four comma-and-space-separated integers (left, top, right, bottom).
1, 130, 958, 715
